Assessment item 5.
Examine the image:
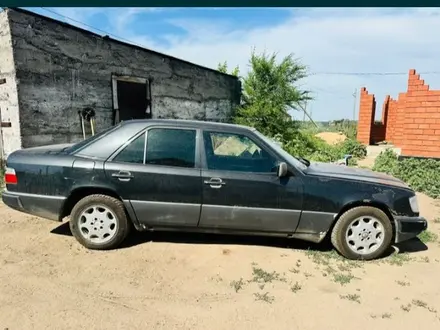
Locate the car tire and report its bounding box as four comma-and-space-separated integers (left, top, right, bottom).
69, 194, 131, 250
331, 206, 393, 260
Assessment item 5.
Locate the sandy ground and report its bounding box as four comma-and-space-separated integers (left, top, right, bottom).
315, 132, 347, 145
0, 192, 439, 330
357, 156, 377, 168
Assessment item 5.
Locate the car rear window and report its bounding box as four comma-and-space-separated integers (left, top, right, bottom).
66, 124, 120, 154
73, 122, 147, 160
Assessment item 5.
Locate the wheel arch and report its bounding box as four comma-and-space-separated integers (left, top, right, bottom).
328, 200, 396, 240
60, 186, 123, 220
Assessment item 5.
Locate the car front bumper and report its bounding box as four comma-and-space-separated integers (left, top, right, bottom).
394, 215, 427, 243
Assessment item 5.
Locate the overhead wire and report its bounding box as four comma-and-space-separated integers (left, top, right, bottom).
310, 71, 440, 76
39, 7, 147, 49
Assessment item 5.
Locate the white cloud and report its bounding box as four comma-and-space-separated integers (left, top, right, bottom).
46, 7, 440, 121
112, 8, 161, 34
45, 7, 161, 36
163, 8, 440, 121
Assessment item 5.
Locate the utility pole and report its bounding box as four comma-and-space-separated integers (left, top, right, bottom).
298, 101, 318, 128
352, 88, 357, 121
303, 100, 307, 122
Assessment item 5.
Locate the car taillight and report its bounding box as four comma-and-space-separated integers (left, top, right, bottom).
4, 167, 17, 185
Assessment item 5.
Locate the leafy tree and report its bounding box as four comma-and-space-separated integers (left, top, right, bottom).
217, 61, 240, 77
231, 50, 311, 141
217, 52, 369, 166
217, 51, 348, 163
241, 51, 310, 110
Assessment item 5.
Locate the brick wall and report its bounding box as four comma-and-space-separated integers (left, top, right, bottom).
356, 69, 440, 158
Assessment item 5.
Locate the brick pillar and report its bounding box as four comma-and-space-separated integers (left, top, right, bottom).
357, 87, 376, 145
393, 92, 406, 147
381, 95, 390, 138
385, 98, 397, 142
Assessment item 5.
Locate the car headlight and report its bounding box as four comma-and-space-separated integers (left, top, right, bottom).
409, 195, 419, 213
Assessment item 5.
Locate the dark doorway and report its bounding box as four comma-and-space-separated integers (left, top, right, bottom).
116, 80, 152, 122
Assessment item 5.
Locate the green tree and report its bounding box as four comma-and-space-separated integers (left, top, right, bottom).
232, 50, 311, 140
217, 52, 367, 164
217, 61, 240, 77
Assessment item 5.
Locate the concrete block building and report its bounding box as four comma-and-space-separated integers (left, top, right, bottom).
0, 8, 241, 157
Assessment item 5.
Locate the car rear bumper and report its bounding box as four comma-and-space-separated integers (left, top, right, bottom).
1, 190, 65, 221
394, 216, 427, 243
2, 191, 23, 211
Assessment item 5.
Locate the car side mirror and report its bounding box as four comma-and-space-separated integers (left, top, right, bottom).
277, 162, 288, 177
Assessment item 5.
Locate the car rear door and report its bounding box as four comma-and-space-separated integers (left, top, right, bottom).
104, 126, 202, 228
198, 129, 303, 234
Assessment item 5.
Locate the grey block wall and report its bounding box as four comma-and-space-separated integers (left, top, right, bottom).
5, 8, 241, 149
0, 10, 22, 157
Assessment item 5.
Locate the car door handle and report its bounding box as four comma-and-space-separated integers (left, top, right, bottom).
112, 171, 134, 182
204, 178, 226, 188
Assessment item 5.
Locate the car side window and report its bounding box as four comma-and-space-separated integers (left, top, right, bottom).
146, 128, 196, 168
203, 131, 277, 173
113, 132, 146, 164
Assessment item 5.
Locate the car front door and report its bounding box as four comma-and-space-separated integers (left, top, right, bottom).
198, 130, 303, 234
104, 126, 202, 228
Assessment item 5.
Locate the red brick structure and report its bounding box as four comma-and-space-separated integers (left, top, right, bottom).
357, 69, 440, 158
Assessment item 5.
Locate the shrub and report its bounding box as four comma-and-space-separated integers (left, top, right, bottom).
281, 130, 366, 165
373, 149, 440, 199
337, 139, 367, 159
284, 131, 327, 159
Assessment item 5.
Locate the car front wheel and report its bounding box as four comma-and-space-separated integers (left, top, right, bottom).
331, 206, 393, 260
69, 194, 131, 250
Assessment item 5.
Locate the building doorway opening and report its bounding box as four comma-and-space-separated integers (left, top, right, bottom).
112, 76, 152, 124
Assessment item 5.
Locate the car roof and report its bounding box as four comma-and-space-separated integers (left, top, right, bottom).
74, 119, 261, 160
120, 119, 255, 132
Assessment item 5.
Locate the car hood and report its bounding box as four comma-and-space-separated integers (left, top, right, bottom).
304, 161, 410, 189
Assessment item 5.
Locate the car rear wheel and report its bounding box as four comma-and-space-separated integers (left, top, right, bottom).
331, 206, 393, 260
69, 194, 130, 250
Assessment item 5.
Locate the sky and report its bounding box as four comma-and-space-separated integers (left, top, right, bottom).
23, 7, 440, 121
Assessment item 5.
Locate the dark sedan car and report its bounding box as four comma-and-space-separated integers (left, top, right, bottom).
2, 119, 427, 260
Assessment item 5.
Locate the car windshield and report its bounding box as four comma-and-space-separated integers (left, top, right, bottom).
253, 129, 308, 171
64, 124, 121, 154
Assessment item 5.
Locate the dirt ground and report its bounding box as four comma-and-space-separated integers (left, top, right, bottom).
0, 192, 440, 330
